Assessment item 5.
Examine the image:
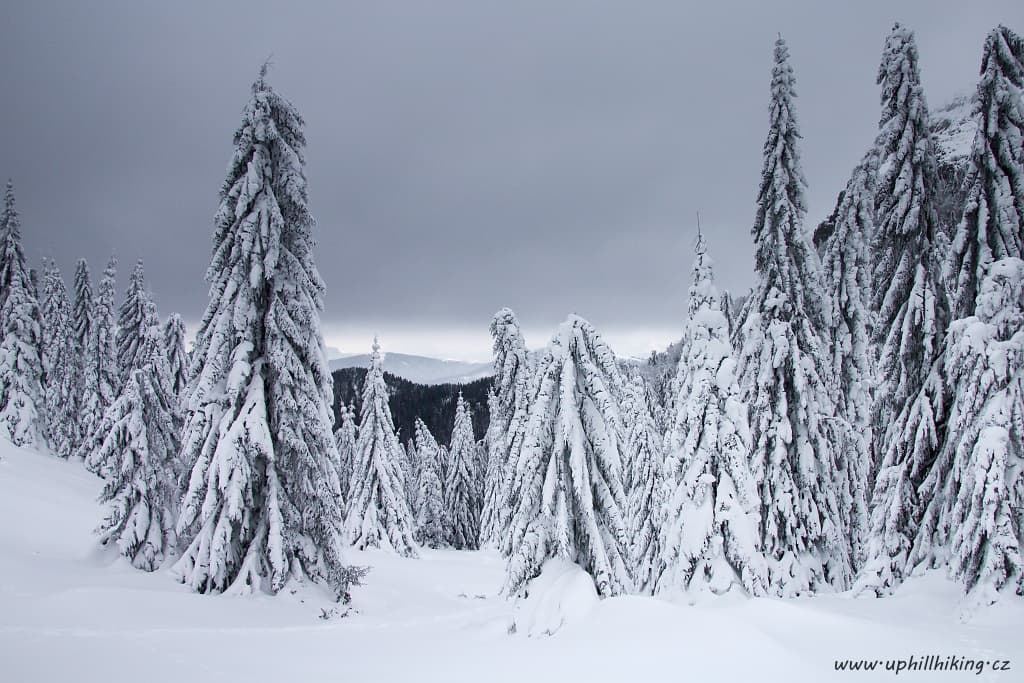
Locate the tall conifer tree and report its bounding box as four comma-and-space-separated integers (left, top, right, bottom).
81, 257, 120, 443
445, 393, 480, 550
343, 338, 418, 557
174, 66, 356, 597
481, 308, 531, 547
860, 24, 951, 595
0, 181, 46, 448
660, 233, 767, 597
821, 156, 876, 569
116, 260, 155, 382
948, 26, 1024, 320
40, 260, 80, 457
736, 38, 847, 595
333, 403, 357, 502
162, 313, 189, 400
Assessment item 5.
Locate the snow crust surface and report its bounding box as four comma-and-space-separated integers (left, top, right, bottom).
2, 440, 1022, 682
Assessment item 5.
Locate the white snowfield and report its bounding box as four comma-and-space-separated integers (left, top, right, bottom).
2, 440, 1022, 683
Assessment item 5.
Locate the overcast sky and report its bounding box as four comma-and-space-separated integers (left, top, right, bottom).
2, 1, 1020, 360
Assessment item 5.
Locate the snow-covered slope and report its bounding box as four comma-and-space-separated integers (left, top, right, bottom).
2, 439, 1023, 683
930, 93, 979, 236
330, 351, 492, 385
930, 94, 977, 166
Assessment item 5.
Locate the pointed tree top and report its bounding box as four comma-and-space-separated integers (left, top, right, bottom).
370, 336, 383, 371
878, 23, 920, 91
695, 212, 706, 255
774, 34, 789, 61
771, 35, 795, 86
981, 24, 1023, 77
1, 179, 19, 238
253, 58, 273, 93
490, 307, 520, 331
689, 228, 719, 318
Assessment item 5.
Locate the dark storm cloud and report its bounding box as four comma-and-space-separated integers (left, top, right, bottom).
2, 1, 1020, 358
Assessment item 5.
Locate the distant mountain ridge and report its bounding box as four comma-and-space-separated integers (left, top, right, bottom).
329, 351, 493, 385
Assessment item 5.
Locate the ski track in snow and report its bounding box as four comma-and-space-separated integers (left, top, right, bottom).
2, 440, 1022, 683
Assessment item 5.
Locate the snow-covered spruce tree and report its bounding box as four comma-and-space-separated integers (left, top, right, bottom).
948, 26, 1024, 320
116, 260, 154, 382
27, 267, 39, 303
445, 393, 480, 550
736, 38, 847, 596
414, 417, 442, 487
174, 67, 358, 598
659, 233, 768, 597
0, 181, 46, 448
481, 388, 503, 537
474, 438, 488, 508
92, 319, 181, 571
333, 402, 357, 502
40, 260, 80, 458
938, 258, 1024, 607
343, 338, 417, 556
821, 155, 876, 569
859, 24, 951, 595
438, 445, 450, 487
162, 313, 188, 400
622, 375, 664, 594
415, 433, 447, 547
81, 256, 120, 445
83, 295, 166, 478
72, 259, 93, 351
483, 309, 536, 548
903, 30, 1024, 581
503, 315, 632, 597
402, 438, 419, 519
72, 259, 93, 441
482, 308, 532, 547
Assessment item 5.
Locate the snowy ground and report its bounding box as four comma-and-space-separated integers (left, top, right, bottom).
2, 441, 1022, 683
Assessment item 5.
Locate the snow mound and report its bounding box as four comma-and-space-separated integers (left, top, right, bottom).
511, 559, 599, 636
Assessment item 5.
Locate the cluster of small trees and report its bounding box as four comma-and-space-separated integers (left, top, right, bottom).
0, 183, 188, 571
338, 333, 494, 555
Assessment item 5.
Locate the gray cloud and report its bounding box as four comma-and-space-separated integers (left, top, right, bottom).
2, 1, 1020, 358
